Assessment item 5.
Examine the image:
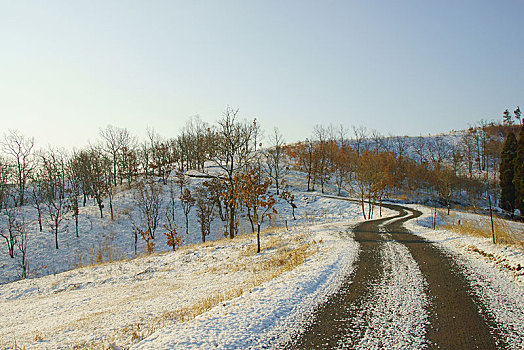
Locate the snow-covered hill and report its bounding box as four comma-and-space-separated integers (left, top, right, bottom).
1, 194, 382, 349
1, 170, 333, 285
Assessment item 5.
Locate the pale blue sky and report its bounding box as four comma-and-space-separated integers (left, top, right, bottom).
1, 0, 523, 148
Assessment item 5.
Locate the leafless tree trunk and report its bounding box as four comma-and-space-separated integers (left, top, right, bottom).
428, 136, 451, 171
264, 127, 286, 195
195, 186, 215, 243
30, 170, 45, 232
314, 125, 330, 194
213, 106, 256, 239
2, 130, 35, 207
1, 203, 21, 258
41, 149, 71, 250
0, 157, 11, 210
17, 218, 28, 278
461, 131, 476, 178
180, 188, 195, 235
131, 180, 163, 254
392, 135, 409, 158
99, 125, 135, 186
352, 125, 368, 157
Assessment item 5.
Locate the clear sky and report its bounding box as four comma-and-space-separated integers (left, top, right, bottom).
1, 0, 523, 148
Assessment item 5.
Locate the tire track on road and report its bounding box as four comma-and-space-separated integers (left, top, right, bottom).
283, 211, 403, 349
383, 205, 504, 349
284, 200, 506, 349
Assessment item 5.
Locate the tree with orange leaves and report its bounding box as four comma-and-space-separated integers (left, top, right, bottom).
163, 216, 183, 251
332, 143, 356, 196
286, 140, 317, 191
237, 165, 277, 253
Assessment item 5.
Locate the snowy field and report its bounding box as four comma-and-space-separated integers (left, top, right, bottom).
1, 193, 388, 349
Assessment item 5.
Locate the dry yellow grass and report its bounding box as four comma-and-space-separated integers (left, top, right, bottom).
67, 227, 317, 349
439, 211, 523, 249
72, 234, 126, 269
132, 230, 315, 346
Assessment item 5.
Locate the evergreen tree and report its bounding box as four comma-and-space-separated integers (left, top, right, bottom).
515, 106, 522, 125
499, 132, 517, 214
503, 109, 513, 125
514, 124, 524, 215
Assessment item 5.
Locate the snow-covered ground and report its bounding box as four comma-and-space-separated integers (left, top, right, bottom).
1, 193, 388, 349
132, 221, 359, 350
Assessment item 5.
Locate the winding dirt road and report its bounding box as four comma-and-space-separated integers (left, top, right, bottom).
284, 203, 506, 349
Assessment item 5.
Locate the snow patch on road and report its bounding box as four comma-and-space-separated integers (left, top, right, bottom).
344, 230, 429, 350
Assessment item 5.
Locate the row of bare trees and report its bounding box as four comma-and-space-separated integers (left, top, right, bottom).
1, 107, 291, 280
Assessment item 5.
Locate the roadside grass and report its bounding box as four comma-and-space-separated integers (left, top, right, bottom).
438, 210, 523, 249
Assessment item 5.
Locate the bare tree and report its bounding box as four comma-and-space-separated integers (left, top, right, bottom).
369, 129, 386, 152
352, 125, 368, 156
139, 141, 152, 179
165, 181, 177, 225
180, 188, 195, 235
461, 130, 476, 178
151, 139, 173, 185
450, 143, 463, 175
213, 106, 257, 238
313, 125, 331, 193
17, 217, 28, 278
30, 169, 46, 232
194, 185, 215, 243
69, 150, 94, 207
413, 136, 427, 165
174, 170, 188, 194
204, 177, 227, 222
264, 127, 286, 195
119, 141, 139, 187
99, 125, 134, 186
0, 156, 12, 210
428, 136, 451, 171
391, 135, 409, 158
86, 147, 111, 218
147, 128, 173, 182
66, 155, 85, 237
41, 149, 71, 249
2, 130, 35, 206
1, 201, 21, 258
131, 180, 163, 254
302, 139, 317, 192
181, 116, 214, 171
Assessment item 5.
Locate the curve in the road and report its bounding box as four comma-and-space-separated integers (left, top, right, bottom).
283, 201, 506, 350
